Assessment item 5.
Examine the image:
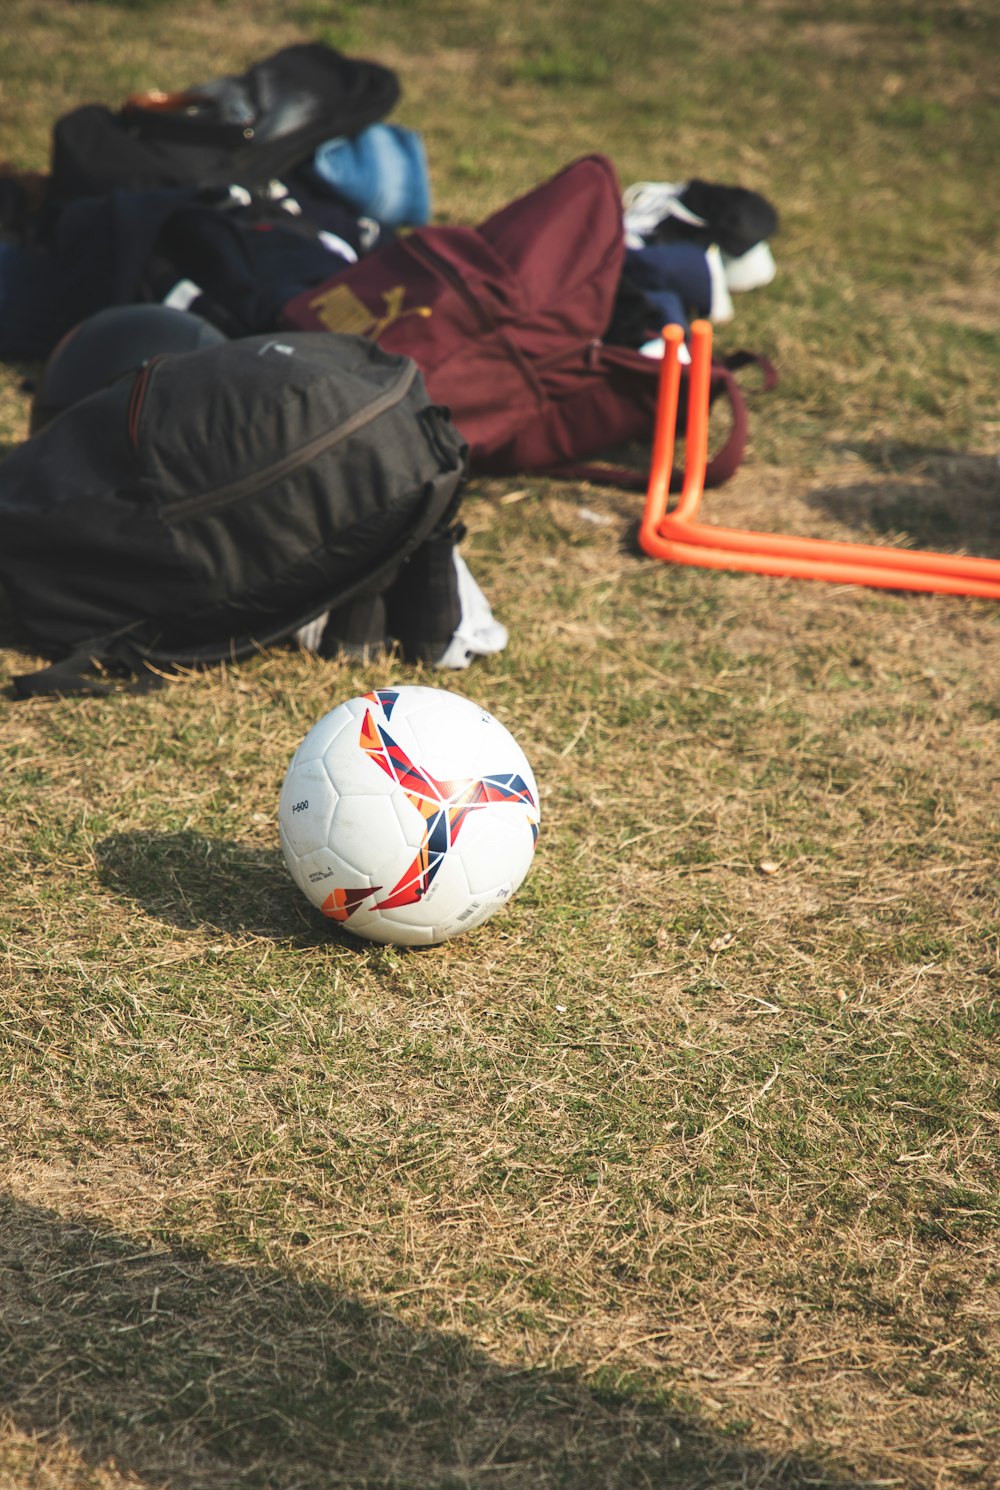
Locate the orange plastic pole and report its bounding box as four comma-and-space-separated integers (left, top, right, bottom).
639, 320, 1000, 598
642, 324, 684, 521
673, 319, 712, 522
640, 321, 711, 541
642, 532, 1000, 598
655, 511, 1000, 589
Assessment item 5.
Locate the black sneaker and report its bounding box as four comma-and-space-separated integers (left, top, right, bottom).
672, 180, 778, 259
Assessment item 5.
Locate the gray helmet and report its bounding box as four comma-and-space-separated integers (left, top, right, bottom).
30, 303, 227, 434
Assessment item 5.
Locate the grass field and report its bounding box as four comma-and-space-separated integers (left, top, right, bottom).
1, 2, 998, 1488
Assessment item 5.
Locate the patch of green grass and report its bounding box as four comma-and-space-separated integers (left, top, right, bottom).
507, 47, 613, 89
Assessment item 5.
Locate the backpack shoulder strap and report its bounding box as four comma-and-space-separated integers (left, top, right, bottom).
10, 627, 165, 699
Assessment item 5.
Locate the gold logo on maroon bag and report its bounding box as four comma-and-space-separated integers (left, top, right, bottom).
306, 284, 432, 338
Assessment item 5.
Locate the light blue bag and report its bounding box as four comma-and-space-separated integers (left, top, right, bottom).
312, 123, 431, 227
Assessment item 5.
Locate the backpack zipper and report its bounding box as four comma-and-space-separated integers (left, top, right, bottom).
135, 357, 419, 522
400, 234, 498, 336
401, 234, 561, 407
128, 358, 159, 447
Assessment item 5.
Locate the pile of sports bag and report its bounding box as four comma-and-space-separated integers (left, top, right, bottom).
0, 41, 777, 697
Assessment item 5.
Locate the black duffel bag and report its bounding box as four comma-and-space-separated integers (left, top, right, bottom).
47, 42, 400, 201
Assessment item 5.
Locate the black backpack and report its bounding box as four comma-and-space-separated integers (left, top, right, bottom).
0, 332, 467, 697
47, 43, 400, 202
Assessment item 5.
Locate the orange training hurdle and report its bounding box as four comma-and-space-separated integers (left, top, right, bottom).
639, 321, 1000, 600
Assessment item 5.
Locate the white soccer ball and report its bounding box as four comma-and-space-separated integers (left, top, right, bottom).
278, 685, 540, 945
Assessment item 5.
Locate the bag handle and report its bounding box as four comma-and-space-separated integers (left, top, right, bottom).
119, 94, 253, 151
552, 346, 776, 492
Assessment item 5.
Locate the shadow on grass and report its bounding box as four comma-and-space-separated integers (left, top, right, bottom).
0, 1193, 872, 1490
95, 829, 355, 950
809, 443, 1000, 554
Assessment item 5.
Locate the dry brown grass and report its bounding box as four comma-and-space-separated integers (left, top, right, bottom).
2, 2, 999, 1488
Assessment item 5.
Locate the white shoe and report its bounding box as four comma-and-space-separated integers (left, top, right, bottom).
706, 245, 734, 323
721, 240, 777, 292
640, 337, 692, 363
